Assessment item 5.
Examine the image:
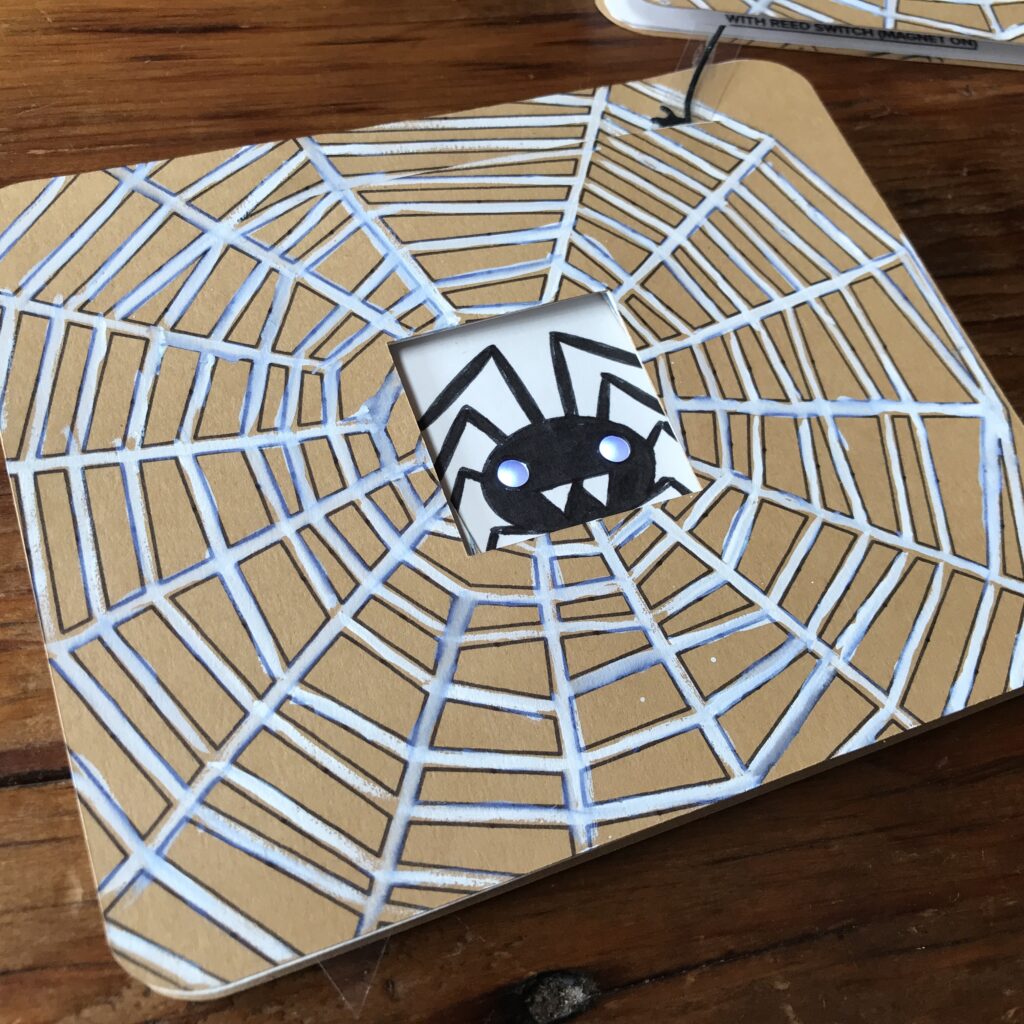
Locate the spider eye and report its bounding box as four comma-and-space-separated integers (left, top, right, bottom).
496, 459, 530, 488
598, 435, 631, 463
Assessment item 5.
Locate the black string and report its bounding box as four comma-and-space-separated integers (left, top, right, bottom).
651, 24, 726, 128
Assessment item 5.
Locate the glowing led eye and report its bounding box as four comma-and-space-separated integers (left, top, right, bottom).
496, 459, 530, 488
598, 435, 631, 463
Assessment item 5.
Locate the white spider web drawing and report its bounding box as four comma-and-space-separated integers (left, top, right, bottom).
0, 72, 1021, 993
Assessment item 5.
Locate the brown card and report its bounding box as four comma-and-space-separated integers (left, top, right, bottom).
0, 59, 1022, 998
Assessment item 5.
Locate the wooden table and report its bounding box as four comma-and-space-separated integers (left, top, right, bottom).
1, 3, 1023, 1021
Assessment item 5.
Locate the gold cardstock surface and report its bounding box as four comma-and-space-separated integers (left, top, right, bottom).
0, 61, 1022, 997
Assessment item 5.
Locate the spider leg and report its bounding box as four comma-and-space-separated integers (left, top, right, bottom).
549, 331, 642, 367
449, 466, 486, 512
646, 420, 676, 444
551, 335, 579, 417
486, 523, 535, 551
449, 467, 511, 552
433, 405, 507, 479
649, 421, 701, 494
597, 372, 664, 420
650, 475, 695, 498
418, 345, 544, 430
549, 331, 642, 417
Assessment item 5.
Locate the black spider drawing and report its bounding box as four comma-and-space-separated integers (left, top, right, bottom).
418, 330, 697, 551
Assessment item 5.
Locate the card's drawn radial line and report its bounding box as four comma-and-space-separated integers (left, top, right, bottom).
356, 597, 474, 935
531, 535, 593, 849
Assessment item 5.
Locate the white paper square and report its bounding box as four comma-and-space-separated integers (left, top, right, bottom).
391, 293, 701, 552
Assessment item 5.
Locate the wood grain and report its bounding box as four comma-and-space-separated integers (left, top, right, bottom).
0, 2, 1022, 1021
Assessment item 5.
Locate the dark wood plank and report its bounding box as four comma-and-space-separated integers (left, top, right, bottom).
0, 468, 66, 781
0, 2, 1022, 1021
0, 0, 687, 184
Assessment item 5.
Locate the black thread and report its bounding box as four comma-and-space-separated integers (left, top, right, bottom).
651, 24, 727, 128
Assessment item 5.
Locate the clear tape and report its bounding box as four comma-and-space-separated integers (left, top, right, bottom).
657, 25, 749, 128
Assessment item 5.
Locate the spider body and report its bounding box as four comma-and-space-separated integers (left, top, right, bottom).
412, 319, 699, 552
481, 414, 655, 533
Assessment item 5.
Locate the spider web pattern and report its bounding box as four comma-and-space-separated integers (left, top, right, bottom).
651, 0, 1024, 41
1, 74, 1023, 994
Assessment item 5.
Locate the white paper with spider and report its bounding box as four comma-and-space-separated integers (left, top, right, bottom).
392, 293, 702, 552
